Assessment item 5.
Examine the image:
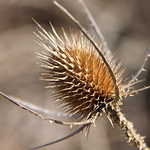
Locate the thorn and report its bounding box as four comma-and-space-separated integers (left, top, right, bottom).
100, 113, 103, 117
144, 86, 150, 90
70, 125, 73, 129
107, 115, 114, 128
49, 120, 53, 124
93, 122, 96, 127
142, 68, 147, 72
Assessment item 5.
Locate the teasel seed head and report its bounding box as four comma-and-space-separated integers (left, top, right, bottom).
35, 21, 127, 121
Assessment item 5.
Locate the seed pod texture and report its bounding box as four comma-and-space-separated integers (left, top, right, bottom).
36, 23, 126, 120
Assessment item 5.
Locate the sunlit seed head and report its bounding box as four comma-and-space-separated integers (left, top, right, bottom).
34, 21, 131, 121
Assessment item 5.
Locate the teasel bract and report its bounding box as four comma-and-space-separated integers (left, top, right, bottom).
0, 0, 150, 150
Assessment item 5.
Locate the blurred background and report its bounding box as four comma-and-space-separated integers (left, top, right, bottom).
0, 0, 150, 150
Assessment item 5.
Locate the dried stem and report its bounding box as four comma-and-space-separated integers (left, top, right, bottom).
108, 104, 149, 150
0, 92, 91, 127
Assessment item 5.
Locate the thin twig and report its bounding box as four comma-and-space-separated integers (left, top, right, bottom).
128, 48, 150, 85
0, 92, 91, 126
2, 94, 77, 118
78, 0, 112, 56
30, 124, 88, 150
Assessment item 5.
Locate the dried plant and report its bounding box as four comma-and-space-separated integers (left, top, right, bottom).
0, 0, 150, 150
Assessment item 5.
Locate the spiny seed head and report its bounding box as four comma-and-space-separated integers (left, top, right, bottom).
35, 22, 127, 120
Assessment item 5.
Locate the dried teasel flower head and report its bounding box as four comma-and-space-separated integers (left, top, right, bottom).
38, 26, 120, 119
0, 0, 150, 149
33, 19, 150, 147
35, 20, 127, 122
33, 1, 150, 126
30, 2, 150, 149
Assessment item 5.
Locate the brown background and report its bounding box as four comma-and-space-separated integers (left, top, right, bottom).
0, 0, 150, 150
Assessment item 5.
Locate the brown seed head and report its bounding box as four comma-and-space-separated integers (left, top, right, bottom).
35, 22, 127, 120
